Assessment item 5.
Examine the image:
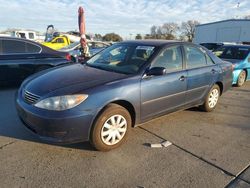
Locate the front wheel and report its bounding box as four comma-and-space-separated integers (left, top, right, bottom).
200, 84, 220, 112
90, 104, 131, 151
236, 70, 246, 87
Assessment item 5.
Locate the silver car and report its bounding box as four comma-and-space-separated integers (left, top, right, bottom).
59, 41, 110, 59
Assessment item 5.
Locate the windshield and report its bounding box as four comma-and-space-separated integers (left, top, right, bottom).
61, 42, 80, 50
214, 46, 250, 60
86, 44, 155, 74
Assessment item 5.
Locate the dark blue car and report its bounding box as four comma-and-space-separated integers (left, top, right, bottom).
16, 40, 232, 151
0, 37, 71, 86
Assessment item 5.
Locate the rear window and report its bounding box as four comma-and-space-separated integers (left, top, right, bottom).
214, 46, 250, 60
0, 39, 41, 54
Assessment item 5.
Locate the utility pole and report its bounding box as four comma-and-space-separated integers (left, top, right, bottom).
235, 1, 240, 19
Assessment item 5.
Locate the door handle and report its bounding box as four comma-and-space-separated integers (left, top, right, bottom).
179, 75, 186, 81
211, 69, 217, 74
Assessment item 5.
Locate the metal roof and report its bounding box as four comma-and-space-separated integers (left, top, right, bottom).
196, 19, 250, 27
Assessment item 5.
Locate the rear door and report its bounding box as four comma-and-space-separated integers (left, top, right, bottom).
183, 45, 219, 104
141, 45, 187, 120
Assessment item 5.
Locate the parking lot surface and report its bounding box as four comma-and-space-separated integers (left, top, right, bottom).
0, 82, 250, 188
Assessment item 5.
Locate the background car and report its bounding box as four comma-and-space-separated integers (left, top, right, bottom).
16, 40, 232, 151
200, 43, 224, 51
0, 37, 71, 86
213, 44, 250, 86
59, 41, 111, 59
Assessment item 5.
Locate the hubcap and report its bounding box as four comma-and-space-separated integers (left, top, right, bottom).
101, 115, 127, 146
238, 72, 246, 86
208, 89, 219, 108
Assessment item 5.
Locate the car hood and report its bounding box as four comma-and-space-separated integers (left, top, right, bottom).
24, 64, 128, 97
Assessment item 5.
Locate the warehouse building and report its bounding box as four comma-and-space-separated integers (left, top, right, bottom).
193, 19, 250, 44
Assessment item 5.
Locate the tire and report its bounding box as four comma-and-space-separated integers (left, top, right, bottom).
200, 84, 220, 112
90, 104, 131, 151
236, 70, 246, 87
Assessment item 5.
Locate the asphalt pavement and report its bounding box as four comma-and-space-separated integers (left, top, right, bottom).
0, 82, 250, 188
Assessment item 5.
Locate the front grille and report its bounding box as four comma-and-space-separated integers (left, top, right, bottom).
24, 90, 40, 104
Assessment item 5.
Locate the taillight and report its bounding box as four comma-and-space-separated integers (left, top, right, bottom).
66, 53, 71, 61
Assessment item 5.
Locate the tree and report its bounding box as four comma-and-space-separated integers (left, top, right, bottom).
135, 34, 142, 40
150, 25, 157, 38
244, 15, 250, 19
102, 33, 123, 42
181, 20, 200, 42
162, 22, 179, 36
144, 34, 153, 39
94, 34, 102, 41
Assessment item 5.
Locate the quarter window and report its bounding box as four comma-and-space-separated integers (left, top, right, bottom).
26, 43, 41, 53
152, 46, 183, 72
185, 46, 207, 69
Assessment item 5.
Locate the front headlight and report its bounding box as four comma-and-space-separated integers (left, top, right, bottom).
34, 94, 88, 111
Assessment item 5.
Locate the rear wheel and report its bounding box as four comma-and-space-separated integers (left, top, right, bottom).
200, 84, 220, 112
90, 104, 131, 151
236, 70, 246, 87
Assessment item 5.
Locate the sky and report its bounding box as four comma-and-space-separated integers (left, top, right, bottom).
0, 0, 249, 38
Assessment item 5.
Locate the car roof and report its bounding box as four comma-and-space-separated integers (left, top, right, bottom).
120, 40, 184, 47
221, 44, 250, 48
0, 36, 39, 45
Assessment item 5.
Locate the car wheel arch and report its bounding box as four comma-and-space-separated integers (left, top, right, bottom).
91, 100, 136, 131
215, 81, 223, 95
111, 100, 136, 127
242, 69, 248, 81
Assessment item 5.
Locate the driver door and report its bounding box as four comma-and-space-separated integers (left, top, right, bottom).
140, 45, 187, 121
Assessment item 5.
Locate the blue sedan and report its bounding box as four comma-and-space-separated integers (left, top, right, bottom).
214, 45, 250, 87
16, 40, 232, 151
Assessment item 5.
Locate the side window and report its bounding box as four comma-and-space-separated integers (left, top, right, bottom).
185, 46, 207, 69
2, 40, 26, 54
1, 40, 41, 54
55, 38, 64, 43
152, 46, 183, 72
206, 54, 215, 65
28, 33, 35, 39
26, 42, 41, 53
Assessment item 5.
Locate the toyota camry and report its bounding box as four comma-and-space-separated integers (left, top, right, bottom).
16, 40, 232, 151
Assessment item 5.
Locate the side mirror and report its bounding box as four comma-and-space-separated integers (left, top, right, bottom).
146, 67, 166, 76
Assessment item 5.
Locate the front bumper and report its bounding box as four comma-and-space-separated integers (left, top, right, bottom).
16, 93, 95, 144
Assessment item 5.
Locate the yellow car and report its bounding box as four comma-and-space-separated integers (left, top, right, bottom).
42, 36, 71, 50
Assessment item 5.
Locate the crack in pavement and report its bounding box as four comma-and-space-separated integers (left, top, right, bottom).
225, 164, 250, 188
0, 141, 17, 150
138, 126, 238, 177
